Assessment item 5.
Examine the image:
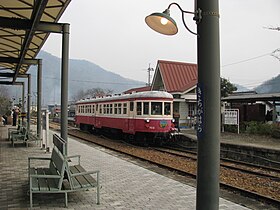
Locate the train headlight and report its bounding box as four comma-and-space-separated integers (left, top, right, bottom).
144, 119, 150, 123
172, 118, 175, 123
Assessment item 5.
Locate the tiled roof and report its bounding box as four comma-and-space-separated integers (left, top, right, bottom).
157, 60, 197, 93
123, 86, 151, 94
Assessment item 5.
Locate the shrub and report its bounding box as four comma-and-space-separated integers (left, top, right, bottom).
271, 126, 280, 139
243, 121, 280, 139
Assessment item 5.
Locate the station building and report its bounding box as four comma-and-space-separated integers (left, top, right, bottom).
125, 60, 198, 129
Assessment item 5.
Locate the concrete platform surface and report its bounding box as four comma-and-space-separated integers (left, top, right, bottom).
0, 126, 250, 209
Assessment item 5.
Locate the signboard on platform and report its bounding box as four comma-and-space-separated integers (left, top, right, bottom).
222, 109, 239, 133
224, 109, 238, 125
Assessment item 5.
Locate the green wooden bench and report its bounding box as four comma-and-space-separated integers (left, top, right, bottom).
28, 134, 100, 209
27, 130, 41, 146
8, 124, 23, 141
65, 154, 100, 204
11, 127, 28, 147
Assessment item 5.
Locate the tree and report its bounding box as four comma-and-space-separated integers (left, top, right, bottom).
0, 85, 12, 115
220, 77, 237, 98
72, 87, 114, 101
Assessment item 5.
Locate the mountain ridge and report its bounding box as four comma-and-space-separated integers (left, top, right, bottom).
28, 51, 145, 105
9, 51, 280, 105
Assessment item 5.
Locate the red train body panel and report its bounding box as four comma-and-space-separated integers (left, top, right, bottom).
75, 91, 174, 143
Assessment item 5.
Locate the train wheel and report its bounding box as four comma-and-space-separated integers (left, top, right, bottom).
136, 133, 149, 146
80, 124, 85, 131
155, 138, 163, 146
126, 134, 134, 143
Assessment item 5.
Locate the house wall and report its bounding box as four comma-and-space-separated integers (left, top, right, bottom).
179, 101, 188, 128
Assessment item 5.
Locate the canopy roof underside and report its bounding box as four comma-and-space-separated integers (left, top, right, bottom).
0, 0, 70, 83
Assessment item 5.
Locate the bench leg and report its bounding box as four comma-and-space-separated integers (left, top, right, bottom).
65, 192, 68, 207
30, 192, 33, 209
97, 172, 100, 204
96, 186, 100, 205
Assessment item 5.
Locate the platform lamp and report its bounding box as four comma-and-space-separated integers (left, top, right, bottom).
145, 2, 201, 36
145, 1, 221, 210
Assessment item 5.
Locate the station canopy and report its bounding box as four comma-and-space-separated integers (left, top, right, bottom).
0, 0, 71, 84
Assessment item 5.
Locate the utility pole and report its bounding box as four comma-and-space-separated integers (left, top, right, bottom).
147, 64, 154, 86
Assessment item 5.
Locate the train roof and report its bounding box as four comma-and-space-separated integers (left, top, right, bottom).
76, 91, 173, 104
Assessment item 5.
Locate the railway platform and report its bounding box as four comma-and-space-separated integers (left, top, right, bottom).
0, 125, 259, 209
181, 129, 280, 150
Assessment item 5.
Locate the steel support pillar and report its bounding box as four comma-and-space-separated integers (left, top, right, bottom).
61, 23, 70, 155
37, 59, 42, 141
196, 0, 221, 210
21, 82, 25, 126
27, 74, 31, 132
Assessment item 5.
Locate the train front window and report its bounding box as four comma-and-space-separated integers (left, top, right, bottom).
164, 102, 171, 115
151, 102, 162, 115
137, 102, 142, 115
143, 102, 149, 115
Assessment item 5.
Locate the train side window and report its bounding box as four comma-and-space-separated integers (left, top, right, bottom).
130, 102, 134, 112
118, 103, 122, 114
164, 102, 171, 115
143, 102, 149, 115
123, 103, 127, 115
96, 104, 98, 112
114, 104, 117, 114
92, 105, 95, 114
137, 102, 142, 115
99, 104, 102, 114
103, 104, 106, 114
151, 102, 162, 115
109, 104, 113, 114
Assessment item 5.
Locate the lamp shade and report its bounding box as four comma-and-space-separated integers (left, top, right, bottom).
145, 9, 178, 35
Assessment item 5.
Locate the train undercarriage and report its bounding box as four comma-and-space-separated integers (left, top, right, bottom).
78, 123, 177, 146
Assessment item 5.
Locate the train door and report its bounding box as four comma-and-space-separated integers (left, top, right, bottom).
127, 101, 135, 133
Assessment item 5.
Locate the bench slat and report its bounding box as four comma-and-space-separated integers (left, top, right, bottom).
69, 166, 83, 189
43, 168, 60, 191
37, 168, 49, 191
30, 168, 39, 191
51, 148, 64, 173
70, 166, 91, 189
74, 165, 97, 186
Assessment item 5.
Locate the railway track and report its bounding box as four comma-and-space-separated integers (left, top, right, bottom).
49, 123, 280, 208
156, 146, 280, 180
174, 142, 280, 170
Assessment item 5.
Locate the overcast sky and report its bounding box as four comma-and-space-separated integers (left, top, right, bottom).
42, 0, 280, 89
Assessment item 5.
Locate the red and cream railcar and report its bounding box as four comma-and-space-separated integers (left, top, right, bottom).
75, 91, 174, 143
